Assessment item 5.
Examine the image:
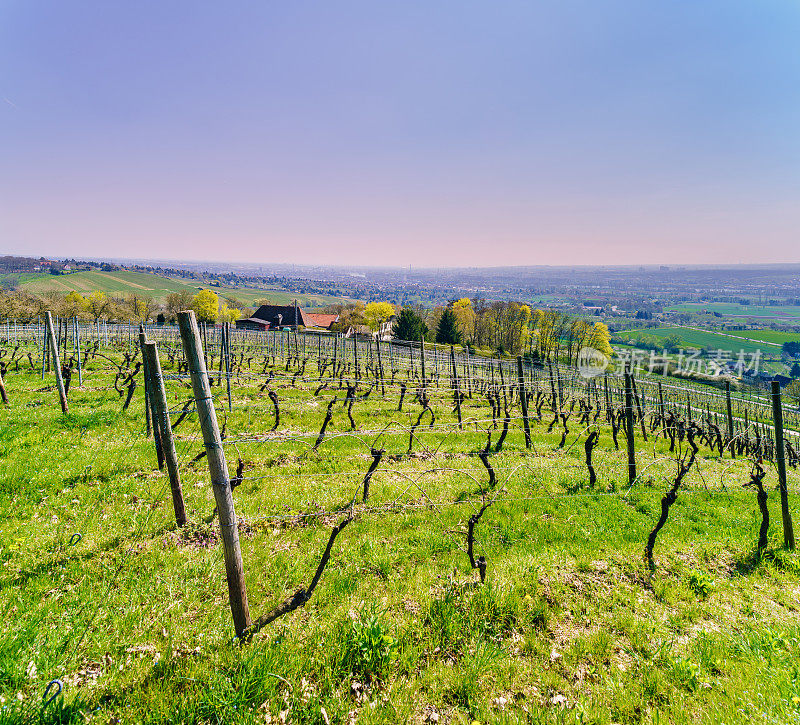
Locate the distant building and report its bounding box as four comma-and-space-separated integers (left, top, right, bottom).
235, 304, 338, 331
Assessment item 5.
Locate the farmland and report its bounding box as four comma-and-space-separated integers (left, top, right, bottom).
2, 322, 800, 724
667, 302, 800, 322
724, 329, 800, 346
6, 269, 353, 308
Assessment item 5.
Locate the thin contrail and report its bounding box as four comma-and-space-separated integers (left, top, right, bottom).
3, 97, 18, 109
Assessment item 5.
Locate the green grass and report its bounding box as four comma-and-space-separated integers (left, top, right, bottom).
15, 270, 353, 308
668, 302, 800, 320
614, 326, 775, 356
724, 329, 800, 345
2, 344, 800, 723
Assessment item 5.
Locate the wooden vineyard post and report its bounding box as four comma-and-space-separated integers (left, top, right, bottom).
224, 322, 233, 413
143, 341, 187, 527
771, 381, 795, 550
45, 311, 68, 414
517, 355, 531, 448
178, 310, 251, 637
548, 362, 558, 414
139, 325, 153, 437
375, 338, 385, 396
465, 347, 472, 398
725, 380, 735, 458
0, 367, 8, 405
139, 325, 166, 469
624, 369, 636, 485
419, 337, 426, 389
450, 346, 462, 429
74, 317, 83, 386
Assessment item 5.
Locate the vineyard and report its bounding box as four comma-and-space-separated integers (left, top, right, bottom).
3, 314, 800, 724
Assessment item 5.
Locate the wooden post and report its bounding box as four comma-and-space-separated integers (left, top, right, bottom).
725, 380, 735, 458
45, 311, 68, 414
333, 333, 339, 378
419, 336, 426, 388
224, 322, 233, 412
624, 370, 636, 485
139, 325, 153, 437
143, 341, 187, 527
74, 318, 83, 386
772, 381, 795, 550
450, 346, 462, 429
375, 338, 385, 396
517, 355, 531, 448
465, 347, 472, 398
0, 368, 8, 405
178, 310, 251, 636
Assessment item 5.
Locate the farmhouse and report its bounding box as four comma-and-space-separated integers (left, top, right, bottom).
235, 304, 338, 331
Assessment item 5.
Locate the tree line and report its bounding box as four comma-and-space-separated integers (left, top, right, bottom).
390, 298, 611, 362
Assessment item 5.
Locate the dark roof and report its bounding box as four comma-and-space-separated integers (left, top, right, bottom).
236, 317, 271, 327
251, 304, 306, 327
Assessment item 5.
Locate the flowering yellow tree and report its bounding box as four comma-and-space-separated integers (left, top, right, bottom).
192, 290, 219, 323
451, 298, 476, 343
86, 291, 110, 321
364, 302, 395, 331
219, 303, 241, 323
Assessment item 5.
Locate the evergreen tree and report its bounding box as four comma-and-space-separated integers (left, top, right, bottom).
392, 307, 428, 342
436, 308, 462, 345
791, 362, 800, 378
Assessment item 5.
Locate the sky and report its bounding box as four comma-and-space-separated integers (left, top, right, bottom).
1, 1, 799, 268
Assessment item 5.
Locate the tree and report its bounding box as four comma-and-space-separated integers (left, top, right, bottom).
791, 362, 800, 378
787, 380, 800, 407
392, 307, 428, 342
586, 321, 613, 358
165, 290, 195, 321
192, 290, 219, 323
125, 293, 158, 323
330, 303, 367, 333
363, 301, 395, 331
86, 291, 110, 322
782, 341, 800, 358
61, 291, 87, 319
436, 308, 462, 345
219, 303, 241, 323
451, 298, 476, 343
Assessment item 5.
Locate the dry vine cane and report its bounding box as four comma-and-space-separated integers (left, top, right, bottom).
743, 461, 769, 553
242, 513, 354, 641
584, 431, 599, 487
645, 449, 697, 571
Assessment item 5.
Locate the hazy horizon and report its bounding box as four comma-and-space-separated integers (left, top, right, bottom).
2, 2, 799, 267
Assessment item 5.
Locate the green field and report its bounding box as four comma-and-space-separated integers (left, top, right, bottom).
11, 270, 353, 309
3, 339, 800, 723
724, 329, 800, 345
668, 302, 800, 321
615, 326, 774, 357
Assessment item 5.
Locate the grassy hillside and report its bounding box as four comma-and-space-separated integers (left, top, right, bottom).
2, 341, 800, 723
13, 269, 353, 308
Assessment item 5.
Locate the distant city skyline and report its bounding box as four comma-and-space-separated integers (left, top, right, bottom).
2, 1, 799, 267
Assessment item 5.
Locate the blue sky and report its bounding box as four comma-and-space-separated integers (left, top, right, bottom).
1, 1, 798, 266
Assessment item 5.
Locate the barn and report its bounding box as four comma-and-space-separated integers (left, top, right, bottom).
235, 304, 338, 331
